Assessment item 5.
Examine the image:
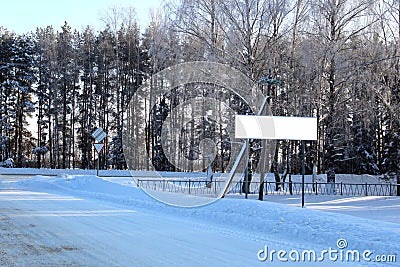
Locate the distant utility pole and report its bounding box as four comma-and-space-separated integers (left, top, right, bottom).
257, 74, 280, 201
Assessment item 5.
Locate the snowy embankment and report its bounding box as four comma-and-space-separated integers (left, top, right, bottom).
0, 168, 207, 179
1, 167, 394, 183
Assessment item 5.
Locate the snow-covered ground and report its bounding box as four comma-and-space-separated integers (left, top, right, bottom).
0, 168, 399, 266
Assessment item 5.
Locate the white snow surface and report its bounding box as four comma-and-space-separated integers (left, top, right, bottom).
0, 168, 399, 266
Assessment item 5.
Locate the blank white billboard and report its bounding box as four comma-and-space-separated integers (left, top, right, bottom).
235, 115, 317, 140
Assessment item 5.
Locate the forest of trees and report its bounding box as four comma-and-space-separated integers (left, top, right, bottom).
1, 0, 400, 183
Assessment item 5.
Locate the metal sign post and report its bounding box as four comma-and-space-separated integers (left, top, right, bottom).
244, 139, 249, 199
93, 143, 105, 176
301, 140, 306, 208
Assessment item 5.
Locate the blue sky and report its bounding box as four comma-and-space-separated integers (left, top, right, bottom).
0, 0, 163, 34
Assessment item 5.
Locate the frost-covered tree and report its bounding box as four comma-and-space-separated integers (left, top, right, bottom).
34, 27, 55, 168
308, 0, 374, 181
0, 29, 14, 163
0, 30, 36, 167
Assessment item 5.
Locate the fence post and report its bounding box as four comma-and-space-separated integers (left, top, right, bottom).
365, 182, 368, 196
315, 181, 318, 195
214, 179, 217, 195
340, 182, 343, 196
189, 179, 191, 194
390, 183, 392, 196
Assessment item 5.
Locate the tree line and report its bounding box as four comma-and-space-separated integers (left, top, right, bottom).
1, 0, 400, 184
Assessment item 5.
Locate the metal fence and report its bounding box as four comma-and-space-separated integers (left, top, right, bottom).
136, 179, 399, 197
136, 179, 223, 196
232, 181, 398, 196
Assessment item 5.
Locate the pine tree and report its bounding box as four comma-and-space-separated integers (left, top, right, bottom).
0, 30, 36, 167
34, 26, 56, 168
0, 29, 14, 163
351, 116, 379, 174
77, 26, 96, 169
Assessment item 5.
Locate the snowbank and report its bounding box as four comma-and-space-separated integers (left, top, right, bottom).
1, 168, 392, 184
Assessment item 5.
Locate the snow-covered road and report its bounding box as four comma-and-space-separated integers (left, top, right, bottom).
0, 174, 399, 266
0, 186, 267, 266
